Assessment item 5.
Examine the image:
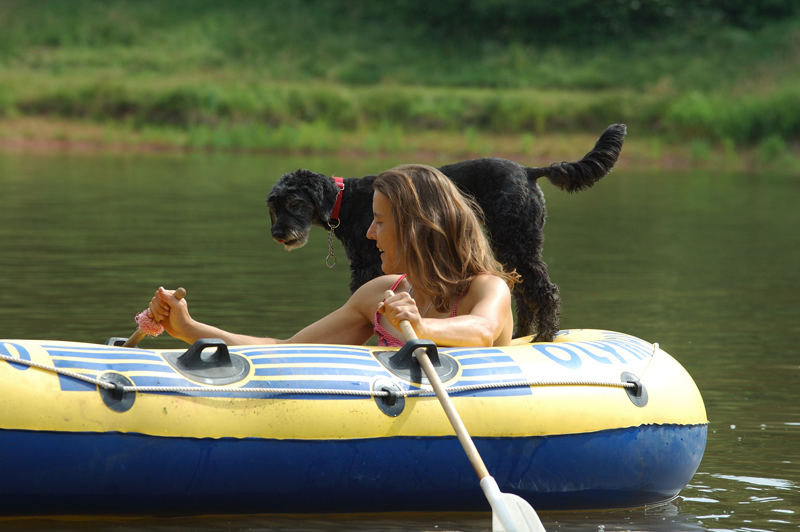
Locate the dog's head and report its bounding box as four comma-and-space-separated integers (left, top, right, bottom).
267, 169, 332, 250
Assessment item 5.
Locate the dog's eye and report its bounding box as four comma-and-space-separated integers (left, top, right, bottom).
287, 199, 302, 209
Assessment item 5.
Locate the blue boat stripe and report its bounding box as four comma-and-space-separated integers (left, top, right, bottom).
127, 376, 375, 394
251, 356, 382, 367
58, 375, 98, 391
443, 348, 505, 356
460, 367, 524, 377
238, 347, 374, 357
52, 361, 174, 372
128, 376, 217, 388
458, 356, 515, 365
254, 367, 385, 377
47, 350, 165, 362
42, 345, 153, 353
55, 371, 524, 398
128, 378, 376, 398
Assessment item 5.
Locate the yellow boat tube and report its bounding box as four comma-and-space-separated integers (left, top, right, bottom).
0, 329, 707, 515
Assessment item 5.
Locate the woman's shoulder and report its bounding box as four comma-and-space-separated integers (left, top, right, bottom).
351, 275, 407, 302
362, 274, 405, 290
461, 273, 511, 303
469, 272, 510, 290
338, 275, 404, 323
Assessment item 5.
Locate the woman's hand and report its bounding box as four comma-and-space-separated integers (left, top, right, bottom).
378, 290, 423, 334
149, 287, 195, 342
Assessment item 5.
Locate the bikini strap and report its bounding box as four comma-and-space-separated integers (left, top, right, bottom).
389, 274, 407, 292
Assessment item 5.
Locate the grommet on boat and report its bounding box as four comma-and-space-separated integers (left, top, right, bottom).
98, 372, 135, 412
371, 377, 405, 417
621, 371, 648, 407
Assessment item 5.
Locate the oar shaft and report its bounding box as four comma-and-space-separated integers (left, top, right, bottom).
397, 320, 491, 480
122, 329, 147, 349
388, 291, 545, 531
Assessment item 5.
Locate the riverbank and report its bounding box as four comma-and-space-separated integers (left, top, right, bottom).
2, 116, 798, 173
2, 2, 799, 171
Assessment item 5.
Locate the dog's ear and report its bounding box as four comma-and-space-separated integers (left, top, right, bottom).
270, 169, 340, 226
298, 169, 338, 224
267, 170, 301, 207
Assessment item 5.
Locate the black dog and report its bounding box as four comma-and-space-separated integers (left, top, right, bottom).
267, 124, 626, 341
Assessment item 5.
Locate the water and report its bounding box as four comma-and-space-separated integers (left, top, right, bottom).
1, 150, 798, 530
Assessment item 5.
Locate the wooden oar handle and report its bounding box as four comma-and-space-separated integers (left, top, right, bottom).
399, 320, 417, 341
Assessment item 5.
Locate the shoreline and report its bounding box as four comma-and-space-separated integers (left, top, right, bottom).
1, 117, 795, 172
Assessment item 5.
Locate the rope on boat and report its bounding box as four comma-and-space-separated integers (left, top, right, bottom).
0, 353, 111, 388
0, 352, 637, 397
105, 379, 636, 396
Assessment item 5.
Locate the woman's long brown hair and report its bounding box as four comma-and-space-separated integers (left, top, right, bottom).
373, 164, 520, 313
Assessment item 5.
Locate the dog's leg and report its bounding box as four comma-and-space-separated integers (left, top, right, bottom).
511, 259, 560, 341
511, 289, 535, 339
531, 276, 560, 343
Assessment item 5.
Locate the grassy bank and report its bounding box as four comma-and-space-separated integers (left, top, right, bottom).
4, 116, 796, 174
1, 0, 799, 167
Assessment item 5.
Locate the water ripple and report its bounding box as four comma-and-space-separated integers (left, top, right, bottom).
711, 474, 795, 489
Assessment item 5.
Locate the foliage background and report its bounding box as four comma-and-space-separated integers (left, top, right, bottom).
1, 0, 798, 167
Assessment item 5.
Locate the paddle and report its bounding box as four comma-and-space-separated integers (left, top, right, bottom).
122, 287, 186, 348
385, 290, 545, 532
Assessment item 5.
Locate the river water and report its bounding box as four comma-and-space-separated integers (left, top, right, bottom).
0, 150, 798, 531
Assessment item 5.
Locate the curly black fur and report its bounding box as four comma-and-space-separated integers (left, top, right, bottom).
267, 124, 626, 341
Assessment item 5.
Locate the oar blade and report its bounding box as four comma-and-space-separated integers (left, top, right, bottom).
491, 493, 546, 532
481, 476, 545, 532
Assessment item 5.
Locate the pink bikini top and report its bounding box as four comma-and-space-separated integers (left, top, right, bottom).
374, 274, 460, 347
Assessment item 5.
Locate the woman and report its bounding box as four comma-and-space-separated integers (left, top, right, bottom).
149, 164, 520, 347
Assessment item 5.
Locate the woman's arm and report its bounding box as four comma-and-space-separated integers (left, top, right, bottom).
149, 288, 281, 345
149, 276, 397, 346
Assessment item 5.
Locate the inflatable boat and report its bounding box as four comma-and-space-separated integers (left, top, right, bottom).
0, 329, 706, 515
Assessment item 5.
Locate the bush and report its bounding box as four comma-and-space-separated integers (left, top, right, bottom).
758, 134, 788, 163
664, 87, 800, 145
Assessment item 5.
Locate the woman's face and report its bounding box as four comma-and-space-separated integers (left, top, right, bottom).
366, 191, 401, 274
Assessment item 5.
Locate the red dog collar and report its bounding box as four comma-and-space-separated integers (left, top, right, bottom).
330, 176, 345, 221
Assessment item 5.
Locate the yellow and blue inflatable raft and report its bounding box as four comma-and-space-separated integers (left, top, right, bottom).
0, 329, 706, 515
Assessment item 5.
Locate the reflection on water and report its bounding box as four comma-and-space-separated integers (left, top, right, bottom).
1, 152, 799, 530
712, 473, 795, 489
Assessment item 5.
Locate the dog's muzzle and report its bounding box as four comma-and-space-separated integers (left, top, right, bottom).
271, 229, 308, 251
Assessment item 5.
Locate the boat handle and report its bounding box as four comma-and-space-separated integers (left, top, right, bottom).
176, 338, 232, 369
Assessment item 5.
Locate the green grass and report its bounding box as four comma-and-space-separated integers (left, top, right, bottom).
1, 0, 799, 162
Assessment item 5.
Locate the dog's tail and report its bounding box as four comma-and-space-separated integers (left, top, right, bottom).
526, 123, 627, 192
